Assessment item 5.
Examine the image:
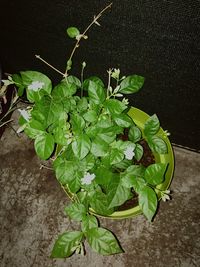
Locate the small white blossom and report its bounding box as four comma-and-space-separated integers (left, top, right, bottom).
161, 189, 171, 202
81, 172, 95, 185
111, 68, 120, 79
18, 109, 31, 121
124, 147, 135, 160
28, 81, 45, 91
122, 97, 129, 105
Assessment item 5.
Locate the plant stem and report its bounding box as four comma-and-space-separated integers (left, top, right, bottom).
0, 119, 13, 128
107, 68, 112, 98
64, 3, 112, 76
35, 55, 65, 77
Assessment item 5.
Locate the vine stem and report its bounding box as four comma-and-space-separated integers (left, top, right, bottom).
64, 2, 113, 76
35, 55, 65, 77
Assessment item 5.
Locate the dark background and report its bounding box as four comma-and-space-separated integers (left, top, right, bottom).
1, 0, 200, 151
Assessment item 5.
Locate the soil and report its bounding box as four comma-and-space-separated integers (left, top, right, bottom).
117, 138, 155, 211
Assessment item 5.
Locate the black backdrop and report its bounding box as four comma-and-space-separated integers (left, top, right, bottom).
1, 0, 200, 151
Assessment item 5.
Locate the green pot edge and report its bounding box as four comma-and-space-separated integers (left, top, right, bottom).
90, 107, 175, 220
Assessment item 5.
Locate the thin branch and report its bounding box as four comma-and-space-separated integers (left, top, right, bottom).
64, 2, 112, 76
35, 55, 65, 77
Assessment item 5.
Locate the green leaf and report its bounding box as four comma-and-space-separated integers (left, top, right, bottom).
83, 110, 97, 123
148, 136, 168, 154
107, 176, 130, 209
89, 191, 114, 216
145, 163, 167, 185
144, 114, 160, 136
12, 74, 25, 96
24, 119, 45, 139
104, 99, 127, 114
139, 186, 158, 221
67, 171, 82, 193
51, 231, 83, 258
70, 113, 85, 134
34, 133, 54, 160
91, 136, 109, 157
81, 215, 98, 232
54, 160, 77, 184
72, 134, 91, 159
52, 80, 77, 99
77, 97, 88, 112
88, 80, 106, 104
134, 143, 144, 161
94, 166, 114, 185
20, 71, 52, 102
119, 75, 144, 94
121, 165, 146, 189
67, 75, 81, 88
66, 27, 80, 38
65, 203, 87, 221
128, 125, 142, 143
109, 148, 124, 165
83, 76, 104, 91
86, 227, 123, 255
112, 113, 133, 128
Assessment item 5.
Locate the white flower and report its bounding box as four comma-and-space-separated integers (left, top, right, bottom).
18, 109, 31, 121
122, 97, 129, 105
81, 172, 95, 185
28, 81, 45, 91
111, 68, 120, 79
161, 189, 171, 202
124, 146, 135, 160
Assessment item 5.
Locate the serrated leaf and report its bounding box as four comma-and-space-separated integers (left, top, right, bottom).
66, 27, 80, 38
51, 231, 83, 258
65, 203, 87, 221
139, 186, 158, 221
72, 134, 91, 159
34, 133, 54, 160
119, 75, 144, 94
148, 136, 168, 154
88, 80, 106, 104
81, 215, 98, 232
104, 99, 127, 114
145, 163, 167, 185
144, 114, 160, 137
128, 125, 142, 143
86, 227, 123, 255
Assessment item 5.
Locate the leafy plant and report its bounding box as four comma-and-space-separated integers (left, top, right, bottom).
2, 3, 172, 258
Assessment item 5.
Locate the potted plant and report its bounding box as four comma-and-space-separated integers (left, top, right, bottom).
2, 3, 174, 258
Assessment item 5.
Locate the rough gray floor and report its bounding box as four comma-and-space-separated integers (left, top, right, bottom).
0, 113, 200, 267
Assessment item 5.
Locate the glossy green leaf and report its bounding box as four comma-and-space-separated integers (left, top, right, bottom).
51, 231, 83, 258
144, 114, 160, 136
113, 113, 132, 128
24, 119, 45, 139
65, 203, 87, 221
134, 143, 144, 161
109, 148, 124, 165
72, 134, 91, 159
89, 191, 114, 216
81, 215, 98, 232
104, 99, 127, 114
70, 113, 85, 134
83, 110, 97, 123
86, 227, 123, 255
54, 160, 77, 184
121, 165, 146, 189
34, 133, 54, 160
67, 75, 81, 88
128, 125, 142, 143
148, 136, 168, 154
88, 80, 106, 104
119, 75, 144, 94
83, 76, 104, 91
21, 71, 52, 102
52, 80, 77, 99
66, 27, 80, 38
107, 176, 130, 209
94, 166, 114, 185
139, 186, 158, 221
145, 163, 167, 185
91, 136, 109, 157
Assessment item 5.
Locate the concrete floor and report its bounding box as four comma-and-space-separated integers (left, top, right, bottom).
0, 112, 200, 267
